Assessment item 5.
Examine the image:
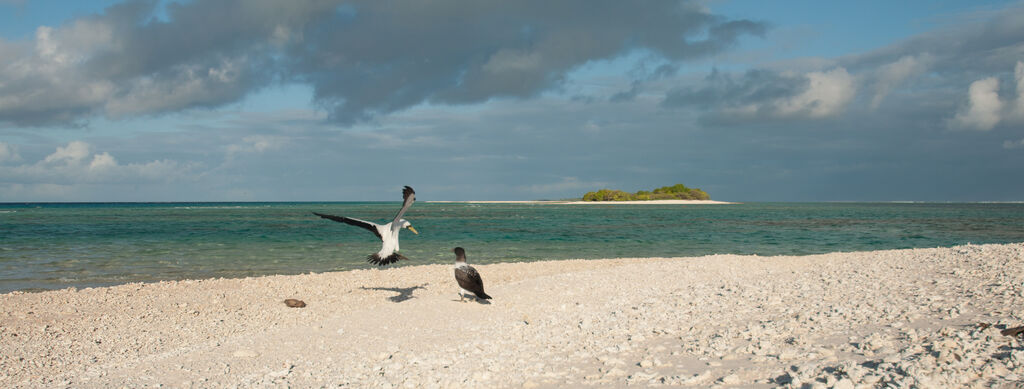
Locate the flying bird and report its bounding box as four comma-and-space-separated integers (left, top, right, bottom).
452, 247, 491, 301
314, 186, 418, 266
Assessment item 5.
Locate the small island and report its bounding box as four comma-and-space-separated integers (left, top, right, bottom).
582, 183, 710, 202
428, 183, 729, 204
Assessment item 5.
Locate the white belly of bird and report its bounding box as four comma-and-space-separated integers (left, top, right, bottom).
378, 224, 400, 256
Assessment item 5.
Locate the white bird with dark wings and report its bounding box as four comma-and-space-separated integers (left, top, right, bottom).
453, 247, 491, 301
314, 186, 418, 266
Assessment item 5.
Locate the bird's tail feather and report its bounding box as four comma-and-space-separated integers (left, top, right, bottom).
476, 292, 492, 299
367, 253, 409, 266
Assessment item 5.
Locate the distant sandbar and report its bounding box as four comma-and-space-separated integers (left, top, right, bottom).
429, 199, 736, 205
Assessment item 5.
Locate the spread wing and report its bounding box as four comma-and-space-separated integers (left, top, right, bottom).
454, 266, 487, 296
313, 212, 383, 240
390, 186, 416, 232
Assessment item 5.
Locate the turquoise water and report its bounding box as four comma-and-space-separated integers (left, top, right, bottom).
1, 202, 1023, 293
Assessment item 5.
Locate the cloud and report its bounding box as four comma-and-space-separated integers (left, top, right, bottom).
870, 54, 933, 109
1004, 138, 1024, 149
950, 61, 1024, 131
609, 80, 642, 103
0, 0, 766, 127
661, 6, 1024, 130
0, 141, 195, 185
1013, 61, 1024, 121
773, 68, 855, 117
0, 1, 298, 127
828, 5, 1024, 131
295, 1, 764, 124
663, 67, 855, 121
608, 61, 679, 103
223, 135, 287, 163
0, 141, 21, 163
2, 81, 1021, 202
43, 141, 91, 164
103, 56, 260, 118
842, 4, 1024, 76
951, 77, 1004, 130
663, 69, 807, 109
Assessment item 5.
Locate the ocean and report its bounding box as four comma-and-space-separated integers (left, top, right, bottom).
2, 202, 1023, 293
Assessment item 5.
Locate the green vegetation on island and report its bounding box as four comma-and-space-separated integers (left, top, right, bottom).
582, 184, 710, 201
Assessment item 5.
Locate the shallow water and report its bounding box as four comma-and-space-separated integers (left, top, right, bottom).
2, 202, 1023, 292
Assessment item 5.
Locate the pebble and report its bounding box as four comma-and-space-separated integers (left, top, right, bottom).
719, 373, 741, 384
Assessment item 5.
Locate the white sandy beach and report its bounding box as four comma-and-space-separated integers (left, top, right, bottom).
2, 244, 1023, 388
428, 200, 736, 205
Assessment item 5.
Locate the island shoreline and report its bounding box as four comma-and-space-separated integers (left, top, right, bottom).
427, 199, 737, 204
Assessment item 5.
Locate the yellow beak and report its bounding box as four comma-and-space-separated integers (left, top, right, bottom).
407, 226, 418, 235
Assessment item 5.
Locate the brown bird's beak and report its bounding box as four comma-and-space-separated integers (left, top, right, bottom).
407, 226, 419, 235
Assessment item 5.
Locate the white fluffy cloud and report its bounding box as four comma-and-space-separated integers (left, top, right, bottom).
0, 3, 293, 127
0, 23, 118, 126
43, 141, 93, 164
952, 61, 1024, 131
0, 141, 194, 184
773, 68, 856, 118
952, 77, 1004, 130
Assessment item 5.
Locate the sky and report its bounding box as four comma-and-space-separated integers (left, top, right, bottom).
1, 0, 1023, 202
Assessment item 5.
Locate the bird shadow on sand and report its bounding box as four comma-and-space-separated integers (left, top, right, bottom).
360, 283, 429, 303
450, 297, 492, 305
